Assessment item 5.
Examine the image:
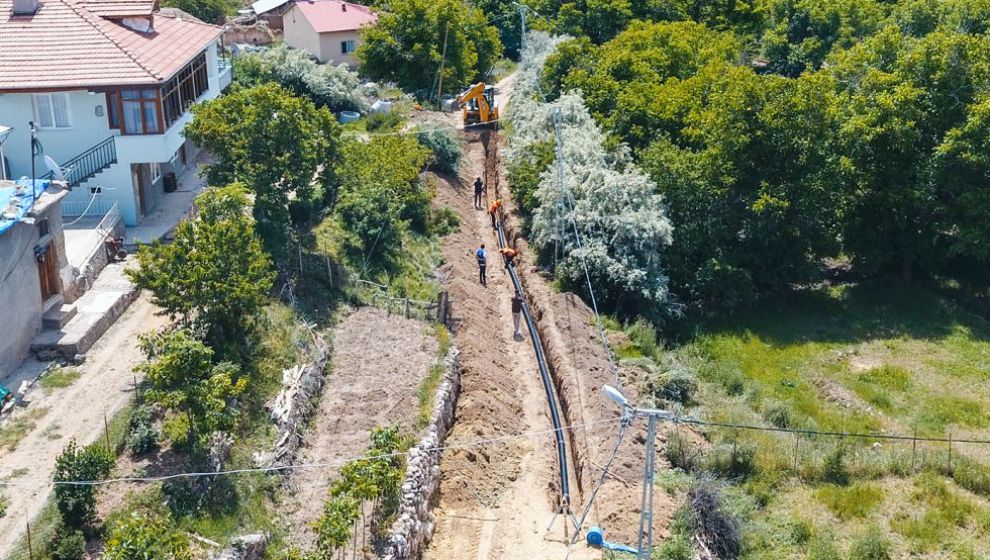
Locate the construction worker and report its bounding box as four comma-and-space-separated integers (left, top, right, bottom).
476, 243, 487, 286
511, 293, 524, 338
500, 246, 518, 267
488, 198, 502, 230
473, 177, 485, 209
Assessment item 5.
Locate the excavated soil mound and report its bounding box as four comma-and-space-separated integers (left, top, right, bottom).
430, 167, 526, 508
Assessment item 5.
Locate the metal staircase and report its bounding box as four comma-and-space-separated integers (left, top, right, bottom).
41, 135, 117, 188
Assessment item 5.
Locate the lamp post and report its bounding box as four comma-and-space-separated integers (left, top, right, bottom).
0, 125, 12, 181
601, 385, 672, 560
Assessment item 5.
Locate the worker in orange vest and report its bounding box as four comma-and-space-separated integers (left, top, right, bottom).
488, 198, 502, 230
500, 246, 518, 267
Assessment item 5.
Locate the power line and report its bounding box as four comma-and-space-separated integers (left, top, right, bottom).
0, 418, 616, 488
339, 118, 509, 139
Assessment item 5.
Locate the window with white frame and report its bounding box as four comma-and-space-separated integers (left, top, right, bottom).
150, 162, 162, 183
34, 93, 72, 128
341, 40, 356, 54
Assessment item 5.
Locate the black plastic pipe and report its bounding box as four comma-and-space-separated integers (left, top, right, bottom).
495, 219, 571, 509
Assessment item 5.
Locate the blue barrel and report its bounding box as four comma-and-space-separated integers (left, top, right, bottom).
339, 111, 360, 124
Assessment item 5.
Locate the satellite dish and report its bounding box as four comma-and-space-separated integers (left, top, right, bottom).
43, 155, 65, 181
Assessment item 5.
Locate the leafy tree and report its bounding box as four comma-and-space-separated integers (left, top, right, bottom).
233, 43, 368, 112
136, 329, 247, 444
314, 494, 360, 558
102, 512, 191, 560
510, 89, 674, 313
639, 66, 845, 305
159, 0, 235, 24
127, 185, 274, 355
471, 0, 525, 59
756, 0, 887, 76
828, 27, 990, 280
53, 440, 113, 529
358, 0, 503, 94
540, 20, 741, 142
185, 84, 341, 257
333, 136, 431, 269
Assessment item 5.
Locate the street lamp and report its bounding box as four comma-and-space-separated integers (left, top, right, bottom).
0, 125, 12, 181
600, 385, 672, 560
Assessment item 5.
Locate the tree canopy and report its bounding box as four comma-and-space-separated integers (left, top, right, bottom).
359, 0, 503, 94
522, 5, 990, 308
127, 185, 274, 355
184, 84, 341, 258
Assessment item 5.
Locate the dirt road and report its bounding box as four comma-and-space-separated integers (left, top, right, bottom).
282, 307, 438, 550
423, 132, 598, 560
0, 293, 167, 559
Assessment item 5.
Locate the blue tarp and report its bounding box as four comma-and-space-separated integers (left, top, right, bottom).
0, 179, 50, 236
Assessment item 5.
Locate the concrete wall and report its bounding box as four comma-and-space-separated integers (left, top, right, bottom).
0, 40, 226, 227
0, 190, 70, 375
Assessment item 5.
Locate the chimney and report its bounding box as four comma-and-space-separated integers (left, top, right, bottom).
341, 2, 346, 11
12, 0, 39, 15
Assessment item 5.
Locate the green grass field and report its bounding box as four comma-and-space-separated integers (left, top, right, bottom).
622, 281, 990, 558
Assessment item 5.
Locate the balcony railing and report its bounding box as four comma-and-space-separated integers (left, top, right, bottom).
42, 136, 117, 188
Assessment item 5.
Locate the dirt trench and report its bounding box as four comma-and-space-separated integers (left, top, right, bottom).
423, 124, 682, 559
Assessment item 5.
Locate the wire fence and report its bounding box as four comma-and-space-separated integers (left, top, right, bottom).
283, 248, 451, 324
662, 418, 990, 494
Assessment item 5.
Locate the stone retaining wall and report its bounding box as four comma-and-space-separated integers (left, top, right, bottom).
381, 346, 461, 560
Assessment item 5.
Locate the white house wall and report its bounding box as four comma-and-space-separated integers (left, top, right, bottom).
0, 42, 225, 227
283, 4, 325, 61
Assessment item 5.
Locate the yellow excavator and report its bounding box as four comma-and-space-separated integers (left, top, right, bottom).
456, 83, 499, 127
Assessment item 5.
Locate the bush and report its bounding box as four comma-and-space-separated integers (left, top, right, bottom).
47, 530, 86, 560
126, 405, 159, 456
763, 401, 794, 428
53, 440, 114, 529
821, 446, 850, 486
807, 534, 842, 560
429, 206, 461, 236
103, 512, 191, 560
849, 528, 892, 560
789, 519, 813, 545
705, 442, 757, 480
234, 43, 368, 112
161, 414, 192, 450
647, 369, 697, 403
366, 111, 404, 132
416, 127, 462, 174
626, 318, 660, 357
655, 533, 692, 560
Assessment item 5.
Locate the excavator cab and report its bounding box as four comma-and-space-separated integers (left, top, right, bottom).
457, 83, 499, 127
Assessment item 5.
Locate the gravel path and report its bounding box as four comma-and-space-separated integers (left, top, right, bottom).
0, 293, 166, 559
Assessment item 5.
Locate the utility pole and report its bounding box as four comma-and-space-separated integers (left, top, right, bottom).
436, 22, 450, 110
514, 2, 528, 55
602, 385, 671, 560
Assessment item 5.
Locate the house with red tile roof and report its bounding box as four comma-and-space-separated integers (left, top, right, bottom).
0, 0, 231, 226
281, 0, 377, 66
